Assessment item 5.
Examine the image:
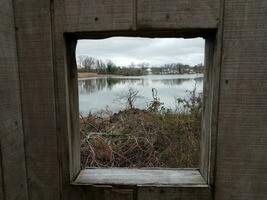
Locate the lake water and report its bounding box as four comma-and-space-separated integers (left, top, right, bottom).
78, 74, 204, 115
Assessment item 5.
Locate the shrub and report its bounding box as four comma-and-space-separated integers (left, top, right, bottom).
80, 88, 202, 168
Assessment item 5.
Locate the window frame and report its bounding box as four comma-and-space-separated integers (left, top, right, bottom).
64, 30, 220, 188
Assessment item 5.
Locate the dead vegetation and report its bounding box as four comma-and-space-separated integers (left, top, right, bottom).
80, 88, 202, 168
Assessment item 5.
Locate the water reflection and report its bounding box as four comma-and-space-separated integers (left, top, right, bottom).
78, 74, 204, 114
153, 78, 190, 86
79, 77, 146, 94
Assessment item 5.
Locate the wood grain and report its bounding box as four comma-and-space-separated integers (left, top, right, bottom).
8, 0, 267, 199
214, 0, 267, 199
13, 0, 60, 199
74, 168, 206, 186
62, 0, 134, 32
138, 186, 212, 200
0, 0, 28, 199
137, 0, 220, 30
0, 143, 4, 200
105, 189, 134, 200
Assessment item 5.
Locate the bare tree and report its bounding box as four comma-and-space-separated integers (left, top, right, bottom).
119, 88, 142, 110
129, 62, 136, 68
137, 62, 149, 69
77, 55, 87, 68
83, 56, 95, 72
106, 60, 116, 74
147, 88, 164, 112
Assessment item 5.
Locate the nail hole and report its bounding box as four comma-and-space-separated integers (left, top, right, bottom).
94, 17, 98, 21
166, 14, 170, 20
225, 80, 229, 84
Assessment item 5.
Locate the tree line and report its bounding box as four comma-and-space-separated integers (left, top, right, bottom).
77, 56, 148, 76
77, 56, 204, 76
150, 63, 204, 75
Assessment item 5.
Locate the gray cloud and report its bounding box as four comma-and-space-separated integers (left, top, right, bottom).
76, 37, 204, 66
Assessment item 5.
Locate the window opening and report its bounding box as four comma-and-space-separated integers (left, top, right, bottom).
76, 37, 205, 169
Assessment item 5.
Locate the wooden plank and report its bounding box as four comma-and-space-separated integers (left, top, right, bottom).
138, 186, 212, 200
200, 37, 214, 184
105, 189, 134, 200
13, 0, 60, 199
53, 0, 81, 189
200, 5, 223, 184
137, 0, 220, 30
0, 143, 4, 200
214, 0, 267, 199
0, 0, 28, 199
73, 168, 206, 186
62, 0, 134, 32
51, 2, 135, 199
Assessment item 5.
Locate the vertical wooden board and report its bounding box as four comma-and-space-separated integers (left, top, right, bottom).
84, 187, 108, 200
63, 0, 134, 32
52, 0, 80, 190
51, 1, 134, 199
61, 186, 87, 200
65, 186, 113, 200
14, 0, 60, 199
105, 189, 134, 200
74, 186, 133, 200
138, 187, 212, 200
137, 0, 220, 29
0, 143, 4, 200
0, 0, 28, 199
200, 37, 214, 183
51, 2, 85, 200
215, 0, 267, 199
0, 131, 28, 200
200, 5, 223, 185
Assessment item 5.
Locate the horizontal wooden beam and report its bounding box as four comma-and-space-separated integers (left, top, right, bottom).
137, 0, 220, 30
73, 168, 207, 186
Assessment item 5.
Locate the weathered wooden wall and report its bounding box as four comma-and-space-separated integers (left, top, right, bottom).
1, 0, 267, 199
214, 0, 267, 199
0, 0, 28, 199
52, 0, 220, 199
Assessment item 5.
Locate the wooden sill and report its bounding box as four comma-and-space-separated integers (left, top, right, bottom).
72, 168, 208, 187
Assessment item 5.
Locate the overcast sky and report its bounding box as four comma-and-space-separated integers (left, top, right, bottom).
76, 37, 204, 67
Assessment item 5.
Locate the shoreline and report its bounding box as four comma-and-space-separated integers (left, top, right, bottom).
78, 72, 125, 79
78, 72, 203, 79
